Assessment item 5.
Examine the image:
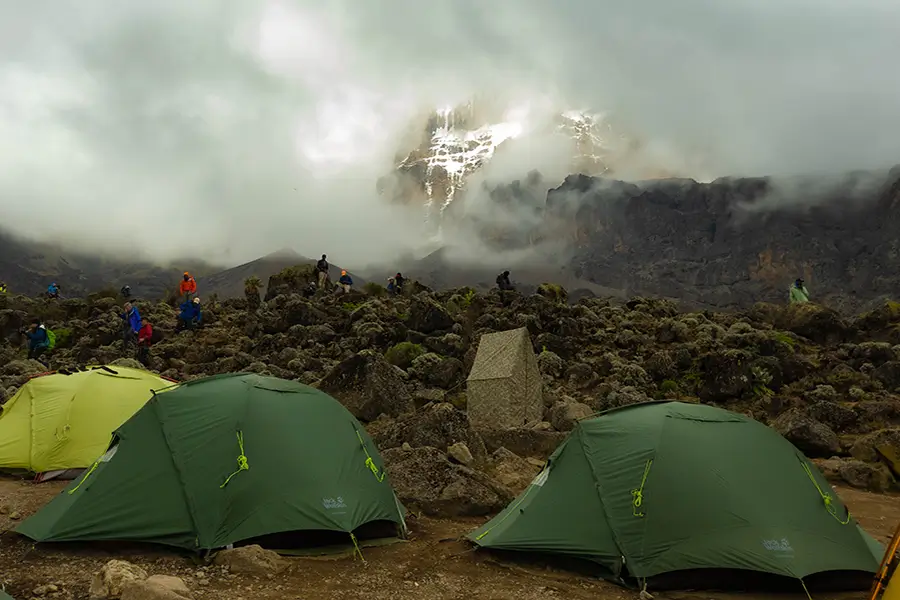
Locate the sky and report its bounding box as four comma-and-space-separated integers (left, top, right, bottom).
1, 0, 899, 267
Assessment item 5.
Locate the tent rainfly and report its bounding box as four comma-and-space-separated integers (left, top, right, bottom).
469, 401, 883, 592
17, 373, 406, 551
466, 327, 542, 431
0, 365, 173, 480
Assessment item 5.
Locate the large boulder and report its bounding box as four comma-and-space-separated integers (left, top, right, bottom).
487, 447, 543, 494
814, 457, 894, 493
382, 446, 512, 517
698, 349, 753, 402
407, 297, 454, 334
772, 408, 841, 457
319, 350, 414, 421
368, 402, 487, 463
849, 428, 900, 463
408, 353, 463, 389
777, 303, 848, 345
547, 400, 593, 432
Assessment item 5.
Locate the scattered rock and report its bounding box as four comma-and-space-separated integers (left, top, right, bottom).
89, 560, 149, 600
121, 576, 192, 600
447, 442, 474, 466
548, 400, 593, 432
213, 545, 286, 575
382, 446, 511, 517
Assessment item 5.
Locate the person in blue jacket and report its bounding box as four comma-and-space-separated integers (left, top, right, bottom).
176, 297, 202, 332
339, 270, 353, 293
121, 302, 142, 351
23, 318, 50, 363
47, 282, 60, 299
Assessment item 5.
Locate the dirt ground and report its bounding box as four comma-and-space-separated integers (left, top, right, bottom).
1, 476, 897, 600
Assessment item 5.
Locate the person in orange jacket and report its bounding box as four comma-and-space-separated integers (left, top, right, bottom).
179, 272, 197, 303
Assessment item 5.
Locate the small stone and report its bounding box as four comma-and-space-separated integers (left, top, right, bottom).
447, 442, 474, 466
32, 584, 59, 596
8, 511, 21, 520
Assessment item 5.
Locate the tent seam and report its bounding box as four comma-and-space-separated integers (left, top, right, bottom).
152, 393, 204, 550
577, 425, 628, 579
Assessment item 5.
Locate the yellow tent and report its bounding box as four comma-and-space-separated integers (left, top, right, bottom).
872, 521, 900, 600
0, 366, 173, 476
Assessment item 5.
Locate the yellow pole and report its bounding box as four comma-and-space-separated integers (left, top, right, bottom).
871, 521, 900, 600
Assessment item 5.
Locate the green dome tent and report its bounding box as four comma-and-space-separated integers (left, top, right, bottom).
468, 401, 883, 592
17, 373, 406, 551
1, 589, 14, 600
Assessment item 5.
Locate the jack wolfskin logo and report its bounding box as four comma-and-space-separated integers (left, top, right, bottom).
322, 496, 347, 510
761, 538, 793, 553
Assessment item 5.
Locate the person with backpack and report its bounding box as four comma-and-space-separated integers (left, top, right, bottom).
316, 254, 330, 288
121, 302, 142, 352
47, 282, 60, 299
496, 270, 514, 291
179, 272, 197, 303
393, 273, 405, 295
137, 321, 153, 366
120, 285, 132, 300
23, 319, 51, 363
176, 297, 202, 332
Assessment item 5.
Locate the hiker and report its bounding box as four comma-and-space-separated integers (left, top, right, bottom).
789, 278, 809, 304
302, 281, 317, 298
496, 270, 514, 291
176, 297, 202, 332
121, 302, 142, 352
0, 281, 7, 294
179, 272, 197, 303
120, 285, 132, 300
316, 254, 330, 288
137, 321, 153, 366
22, 319, 50, 363
394, 273, 405, 294
339, 270, 353, 293
47, 282, 60, 299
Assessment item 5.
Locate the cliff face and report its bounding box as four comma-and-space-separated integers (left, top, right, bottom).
539, 169, 900, 312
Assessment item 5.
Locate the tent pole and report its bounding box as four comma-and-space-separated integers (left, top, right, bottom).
871, 520, 900, 600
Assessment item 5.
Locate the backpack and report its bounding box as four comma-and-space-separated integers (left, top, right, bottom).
46, 329, 56, 350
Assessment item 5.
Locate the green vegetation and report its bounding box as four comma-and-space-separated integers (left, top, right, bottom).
341, 301, 363, 312
771, 331, 796, 348
536, 283, 568, 304
749, 366, 774, 400
363, 281, 386, 297
244, 276, 261, 294
385, 342, 425, 369
659, 380, 679, 394
51, 327, 74, 349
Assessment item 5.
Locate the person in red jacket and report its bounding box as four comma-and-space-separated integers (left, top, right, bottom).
178, 272, 197, 303
137, 321, 153, 366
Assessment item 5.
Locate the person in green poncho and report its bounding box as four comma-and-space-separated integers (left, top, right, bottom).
789, 277, 809, 303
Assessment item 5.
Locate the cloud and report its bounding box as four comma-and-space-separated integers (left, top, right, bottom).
1, 0, 898, 266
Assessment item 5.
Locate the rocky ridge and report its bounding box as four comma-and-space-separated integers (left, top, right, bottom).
2, 267, 900, 514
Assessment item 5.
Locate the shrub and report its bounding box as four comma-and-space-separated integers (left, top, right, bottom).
659, 380, 679, 394
363, 282, 386, 297
385, 342, 425, 369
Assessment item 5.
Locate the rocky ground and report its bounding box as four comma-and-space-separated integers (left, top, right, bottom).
1, 268, 900, 598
